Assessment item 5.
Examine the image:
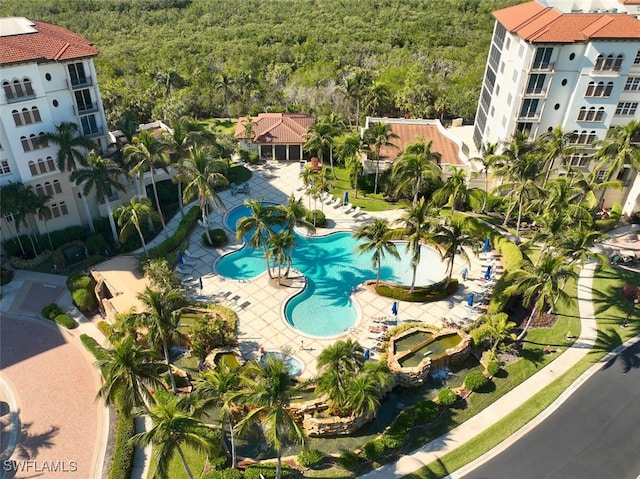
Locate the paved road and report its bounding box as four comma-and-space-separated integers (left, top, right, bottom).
461, 340, 640, 479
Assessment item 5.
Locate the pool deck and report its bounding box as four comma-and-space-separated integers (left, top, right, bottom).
157, 160, 499, 378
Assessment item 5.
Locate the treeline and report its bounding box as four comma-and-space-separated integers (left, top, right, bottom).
4, 0, 523, 127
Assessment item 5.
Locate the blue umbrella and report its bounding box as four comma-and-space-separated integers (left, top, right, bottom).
484, 265, 492, 280
483, 237, 491, 252
199, 276, 203, 290
467, 293, 475, 307
364, 349, 370, 361
178, 251, 184, 265
344, 191, 349, 204
391, 301, 398, 317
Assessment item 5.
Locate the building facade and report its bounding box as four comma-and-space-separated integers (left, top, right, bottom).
0, 17, 111, 241
473, 0, 640, 210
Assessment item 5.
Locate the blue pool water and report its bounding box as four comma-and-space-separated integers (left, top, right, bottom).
218, 205, 447, 337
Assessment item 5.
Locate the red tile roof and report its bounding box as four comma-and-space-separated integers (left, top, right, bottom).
235, 113, 315, 144
494, 1, 640, 43
372, 120, 465, 166
0, 18, 98, 66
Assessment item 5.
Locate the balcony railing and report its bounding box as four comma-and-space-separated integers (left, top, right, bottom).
525, 86, 549, 96
531, 62, 555, 72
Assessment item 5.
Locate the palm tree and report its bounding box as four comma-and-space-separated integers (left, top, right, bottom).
276, 193, 315, 235
341, 71, 371, 127
267, 230, 296, 284
364, 81, 393, 117
504, 251, 578, 340
304, 121, 335, 178
114, 196, 160, 255
41, 121, 94, 172
133, 390, 219, 479
483, 312, 516, 352
214, 72, 235, 118
236, 199, 281, 278
363, 121, 398, 195
97, 336, 165, 416
432, 215, 477, 287
233, 356, 305, 479
391, 137, 442, 205
195, 363, 241, 468
137, 286, 186, 393
433, 166, 482, 216
353, 219, 400, 287
299, 166, 316, 209
593, 120, 640, 195
0, 182, 48, 256
70, 152, 126, 246
124, 129, 169, 229
471, 141, 501, 212
181, 146, 228, 243
393, 198, 434, 293
343, 372, 382, 420
539, 126, 578, 186
315, 339, 364, 410
336, 133, 363, 198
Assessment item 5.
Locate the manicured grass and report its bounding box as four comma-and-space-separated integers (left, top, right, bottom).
207, 118, 237, 136
328, 167, 400, 212
148, 442, 208, 479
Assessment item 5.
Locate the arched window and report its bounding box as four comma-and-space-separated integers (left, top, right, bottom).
3, 80, 14, 100
603, 54, 615, 70
20, 136, 30, 152
38, 132, 48, 148
28, 161, 37, 176
23, 78, 34, 96
585, 107, 596, 121
35, 184, 44, 196
12, 79, 23, 97
585, 81, 595, 96
37, 158, 47, 175
614, 55, 624, 71
594, 82, 605, 96
588, 131, 597, 144
604, 82, 614, 97
21, 107, 31, 124
59, 201, 68, 215
46, 157, 55, 171
29, 134, 38, 151
595, 107, 605, 121
12, 110, 22, 126
44, 181, 53, 196
595, 54, 604, 70
31, 107, 41, 123
577, 107, 587, 121
53, 179, 61, 194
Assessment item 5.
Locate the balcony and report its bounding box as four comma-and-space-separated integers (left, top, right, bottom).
74, 103, 99, 115
531, 62, 555, 72
67, 75, 93, 90
524, 86, 549, 97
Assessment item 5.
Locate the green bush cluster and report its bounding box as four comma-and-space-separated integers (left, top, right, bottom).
414, 399, 440, 424
244, 464, 293, 479
438, 388, 458, 407
108, 412, 135, 479
86, 233, 108, 255
146, 206, 199, 260
97, 320, 113, 337
306, 209, 326, 227
338, 451, 360, 471
362, 438, 387, 461
297, 449, 325, 467
238, 148, 260, 165
486, 360, 501, 377
83, 254, 106, 269
464, 371, 488, 391
67, 272, 98, 313
202, 228, 228, 248
54, 313, 77, 329
375, 279, 458, 302
42, 303, 64, 320
80, 334, 108, 361
380, 411, 414, 450
200, 468, 242, 479
9, 250, 52, 269
2, 225, 86, 258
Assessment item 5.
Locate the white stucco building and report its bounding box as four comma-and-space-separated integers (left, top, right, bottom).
473, 0, 640, 212
0, 17, 112, 240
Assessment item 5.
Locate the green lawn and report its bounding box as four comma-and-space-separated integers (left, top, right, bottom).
328, 167, 400, 212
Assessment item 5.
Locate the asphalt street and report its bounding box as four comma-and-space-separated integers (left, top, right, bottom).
462, 340, 640, 479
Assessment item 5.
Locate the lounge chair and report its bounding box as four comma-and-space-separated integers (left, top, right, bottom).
342, 203, 355, 214
350, 206, 362, 217
323, 194, 335, 205
236, 300, 251, 311
331, 198, 343, 208
228, 294, 241, 304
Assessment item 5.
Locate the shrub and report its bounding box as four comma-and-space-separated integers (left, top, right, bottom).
244, 464, 293, 479
338, 451, 360, 471
202, 228, 228, 247
306, 209, 326, 227
67, 274, 94, 291
464, 370, 488, 391
362, 439, 386, 460
54, 313, 77, 329
147, 206, 199, 260
200, 469, 242, 479
438, 388, 458, 407
42, 303, 64, 320
109, 411, 135, 479
414, 400, 439, 424
189, 311, 236, 359
238, 148, 260, 165
97, 320, 113, 337
486, 360, 501, 377
297, 449, 324, 467
85, 233, 108, 255
80, 333, 108, 361
73, 288, 97, 312
380, 430, 406, 449
375, 278, 458, 302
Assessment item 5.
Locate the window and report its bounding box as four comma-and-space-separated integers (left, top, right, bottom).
18, 107, 41, 125
595, 54, 624, 72
46, 157, 55, 171
0, 160, 10, 174
1, 77, 35, 101
573, 130, 597, 144
44, 182, 53, 196
526, 74, 546, 94
489, 43, 501, 71
68, 62, 87, 87
480, 86, 492, 110
74, 89, 93, 112
28, 161, 37, 176
53, 179, 62, 194
494, 23, 506, 48
520, 98, 539, 118
2, 81, 14, 100
12, 110, 23, 126
533, 47, 553, 69
615, 102, 638, 116
81, 115, 99, 136
516, 122, 533, 135
485, 68, 496, 91
21, 136, 30, 152
625, 77, 640, 91
577, 107, 605, 122
60, 201, 68, 215
31, 106, 41, 122
567, 154, 590, 167
37, 158, 47, 174
35, 184, 44, 196
595, 170, 608, 181
51, 202, 69, 218
586, 81, 614, 97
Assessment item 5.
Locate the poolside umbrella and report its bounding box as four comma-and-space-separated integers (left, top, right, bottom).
364, 348, 370, 361
483, 237, 491, 252
467, 293, 475, 307
344, 191, 349, 204
178, 251, 184, 265
484, 265, 492, 280
199, 276, 203, 290
391, 301, 398, 318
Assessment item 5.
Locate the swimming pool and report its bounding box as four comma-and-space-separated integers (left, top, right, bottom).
217, 205, 448, 337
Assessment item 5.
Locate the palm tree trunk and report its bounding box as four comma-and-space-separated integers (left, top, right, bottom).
374, 155, 380, 195
177, 180, 184, 218
482, 171, 489, 212
330, 148, 337, 179
162, 338, 177, 394
11, 222, 26, 257
79, 192, 96, 232
176, 444, 195, 479
413, 177, 421, 206
276, 449, 283, 479
202, 203, 213, 244
105, 201, 121, 247
515, 195, 524, 243
150, 169, 167, 230
410, 265, 417, 293
228, 418, 237, 468
135, 224, 148, 256
517, 306, 537, 341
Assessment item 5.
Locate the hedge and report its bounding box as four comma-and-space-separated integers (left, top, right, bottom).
79, 333, 108, 361
244, 464, 294, 479
414, 400, 440, 424
438, 388, 458, 407
297, 449, 325, 467
42, 303, 64, 320
73, 288, 97, 312
306, 209, 326, 227
464, 370, 489, 391
486, 360, 501, 377
362, 438, 387, 461
338, 451, 360, 471
200, 469, 242, 479
146, 206, 199, 260
202, 228, 228, 248
375, 278, 459, 302
108, 411, 135, 479
97, 320, 113, 337
54, 313, 77, 329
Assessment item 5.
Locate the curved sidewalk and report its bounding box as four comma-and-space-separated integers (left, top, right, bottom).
359, 261, 598, 479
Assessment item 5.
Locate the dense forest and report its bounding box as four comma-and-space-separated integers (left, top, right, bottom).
2, 0, 523, 127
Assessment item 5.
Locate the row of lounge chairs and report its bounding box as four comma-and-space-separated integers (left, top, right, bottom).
213, 291, 251, 311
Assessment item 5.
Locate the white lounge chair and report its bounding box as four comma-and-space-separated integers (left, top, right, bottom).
331, 198, 343, 208
351, 206, 362, 217
323, 194, 335, 205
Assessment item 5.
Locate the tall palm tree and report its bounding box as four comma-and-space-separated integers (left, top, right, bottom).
0, 183, 28, 256
137, 286, 186, 393
315, 339, 365, 410
114, 196, 160, 255
393, 198, 434, 293
236, 199, 281, 278
391, 137, 442, 205
504, 251, 577, 340
433, 166, 482, 216
483, 312, 516, 352
341, 71, 371, 127
195, 363, 241, 468
539, 126, 578, 187
267, 230, 296, 284
233, 356, 305, 479
276, 193, 315, 235
97, 336, 165, 416
471, 141, 501, 212
124, 129, 169, 229
299, 166, 316, 209
363, 121, 398, 195
593, 120, 640, 195
432, 215, 477, 287
70, 152, 126, 246
304, 121, 335, 178
336, 133, 363, 198
214, 72, 235, 119
353, 219, 400, 287
41, 121, 94, 172
181, 146, 228, 243
133, 390, 219, 479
